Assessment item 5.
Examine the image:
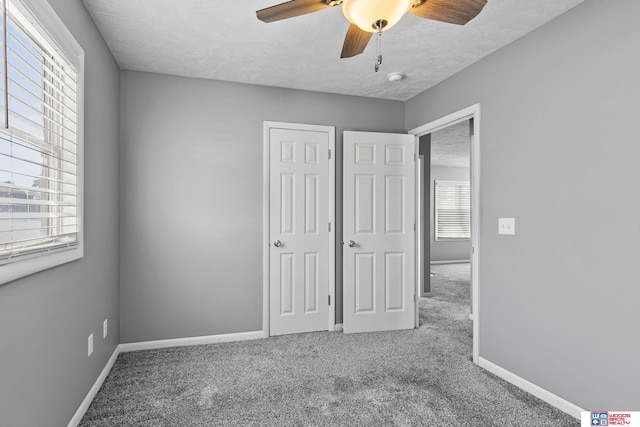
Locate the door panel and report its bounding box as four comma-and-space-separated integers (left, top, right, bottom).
355, 252, 375, 313
304, 252, 319, 313
280, 253, 295, 315
343, 131, 416, 334
385, 176, 405, 233
280, 173, 295, 234
385, 252, 404, 311
270, 128, 330, 335
355, 174, 375, 233
305, 175, 319, 234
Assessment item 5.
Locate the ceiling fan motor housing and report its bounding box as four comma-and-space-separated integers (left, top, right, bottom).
342, 0, 414, 33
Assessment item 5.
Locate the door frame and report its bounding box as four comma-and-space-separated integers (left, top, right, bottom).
262, 121, 336, 338
416, 154, 424, 327
408, 104, 481, 365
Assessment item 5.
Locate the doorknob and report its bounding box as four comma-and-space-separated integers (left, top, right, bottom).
273, 240, 282, 247
347, 240, 356, 247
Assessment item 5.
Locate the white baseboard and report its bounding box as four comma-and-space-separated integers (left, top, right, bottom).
334, 323, 343, 332
478, 357, 584, 419
67, 346, 120, 427
119, 330, 265, 353
431, 260, 471, 265
68, 330, 265, 425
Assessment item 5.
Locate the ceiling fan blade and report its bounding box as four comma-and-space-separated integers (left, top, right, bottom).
409, 0, 487, 25
257, 0, 333, 23
340, 24, 373, 58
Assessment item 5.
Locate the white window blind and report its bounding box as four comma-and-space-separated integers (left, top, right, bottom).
435, 180, 470, 240
0, 0, 80, 265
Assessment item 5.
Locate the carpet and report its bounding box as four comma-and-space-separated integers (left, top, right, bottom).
80, 263, 578, 426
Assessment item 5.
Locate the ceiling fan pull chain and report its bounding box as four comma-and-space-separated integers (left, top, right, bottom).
375, 29, 382, 72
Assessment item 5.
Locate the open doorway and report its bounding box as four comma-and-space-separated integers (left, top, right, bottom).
410, 104, 480, 364
421, 120, 471, 318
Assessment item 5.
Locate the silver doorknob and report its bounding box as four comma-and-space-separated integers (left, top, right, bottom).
273, 240, 282, 247
347, 240, 356, 247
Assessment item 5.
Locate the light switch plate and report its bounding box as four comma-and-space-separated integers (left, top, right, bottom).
499, 218, 515, 235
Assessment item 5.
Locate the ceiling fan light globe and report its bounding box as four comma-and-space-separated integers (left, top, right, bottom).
342, 0, 413, 33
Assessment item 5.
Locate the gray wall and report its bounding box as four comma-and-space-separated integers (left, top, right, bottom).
406, 0, 640, 410
0, 1, 120, 426
430, 166, 471, 262
119, 71, 404, 342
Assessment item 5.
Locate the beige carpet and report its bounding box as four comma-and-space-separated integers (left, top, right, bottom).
80, 263, 578, 426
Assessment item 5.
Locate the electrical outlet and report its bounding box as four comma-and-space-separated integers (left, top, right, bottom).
88, 333, 93, 357
103, 319, 108, 339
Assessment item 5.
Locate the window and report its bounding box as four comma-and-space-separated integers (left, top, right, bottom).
435, 180, 470, 241
0, 0, 83, 284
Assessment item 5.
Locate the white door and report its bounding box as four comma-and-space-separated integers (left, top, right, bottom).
343, 131, 416, 334
269, 126, 332, 336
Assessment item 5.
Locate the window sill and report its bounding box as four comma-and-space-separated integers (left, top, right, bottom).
0, 245, 83, 286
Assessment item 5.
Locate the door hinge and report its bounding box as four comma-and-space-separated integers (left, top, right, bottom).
414, 153, 417, 161
328, 295, 331, 305
328, 222, 331, 232
413, 293, 416, 302
328, 149, 332, 159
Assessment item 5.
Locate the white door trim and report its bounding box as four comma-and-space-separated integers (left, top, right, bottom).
414, 138, 420, 328
416, 155, 424, 327
408, 103, 481, 365
262, 121, 336, 337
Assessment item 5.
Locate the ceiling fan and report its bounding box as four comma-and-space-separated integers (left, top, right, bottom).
256, 0, 488, 60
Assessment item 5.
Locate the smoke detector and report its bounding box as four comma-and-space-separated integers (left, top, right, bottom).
387, 72, 405, 83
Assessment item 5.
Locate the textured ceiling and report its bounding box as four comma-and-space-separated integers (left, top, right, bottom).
431, 120, 470, 168
82, 0, 584, 101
